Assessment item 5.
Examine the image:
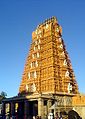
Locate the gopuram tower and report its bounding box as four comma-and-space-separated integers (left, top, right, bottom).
18, 16, 79, 118
3, 17, 84, 119
19, 16, 78, 95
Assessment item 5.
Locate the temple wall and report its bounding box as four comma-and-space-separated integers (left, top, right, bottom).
72, 94, 85, 119
73, 106, 85, 119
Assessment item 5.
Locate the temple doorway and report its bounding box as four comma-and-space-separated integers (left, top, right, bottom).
68, 110, 82, 119
17, 101, 24, 119
28, 100, 38, 118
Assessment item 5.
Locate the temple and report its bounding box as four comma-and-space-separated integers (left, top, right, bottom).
19, 16, 78, 95
2, 17, 85, 119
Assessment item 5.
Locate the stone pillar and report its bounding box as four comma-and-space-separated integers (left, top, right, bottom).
15, 102, 18, 119
24, 100, 29, 119
47, 99, 52, 114
54, 102, 56, 117
38, 98, 44, 118
2, 102, 6, 116
33, 103, 36, 118
11, 102, 15, 117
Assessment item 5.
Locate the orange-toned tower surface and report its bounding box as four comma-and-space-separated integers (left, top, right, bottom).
19, 16, 78, 95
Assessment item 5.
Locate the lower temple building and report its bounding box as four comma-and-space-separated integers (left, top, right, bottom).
2, 17, 85, 119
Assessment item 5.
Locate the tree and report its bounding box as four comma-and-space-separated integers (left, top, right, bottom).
0, 91, 7, 98
0, 91, 7, 104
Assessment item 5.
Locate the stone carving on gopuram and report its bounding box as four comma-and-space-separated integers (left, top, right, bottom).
19, 16, 78, 95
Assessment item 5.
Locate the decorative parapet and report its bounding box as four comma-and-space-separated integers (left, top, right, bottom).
72, 94, 85, 106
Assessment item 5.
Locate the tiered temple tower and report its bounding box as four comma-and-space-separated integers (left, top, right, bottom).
2, 17, 81, 119
19, 16, 78, 95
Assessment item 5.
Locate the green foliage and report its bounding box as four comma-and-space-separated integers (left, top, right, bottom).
0, 91, 7, 103
0, 91, 7, 98
0, 91, 7, 104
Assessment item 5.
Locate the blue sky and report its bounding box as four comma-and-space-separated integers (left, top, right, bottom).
0, 0, 85, 97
